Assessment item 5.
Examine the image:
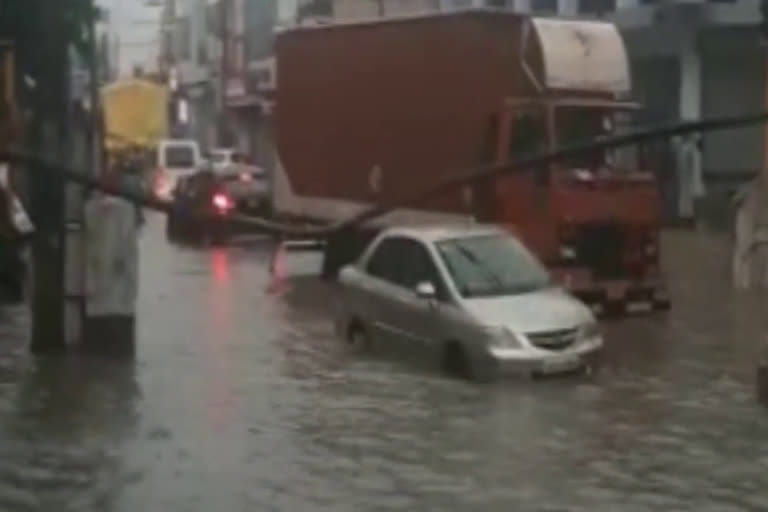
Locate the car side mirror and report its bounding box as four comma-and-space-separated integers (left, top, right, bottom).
415, 281, 436, 300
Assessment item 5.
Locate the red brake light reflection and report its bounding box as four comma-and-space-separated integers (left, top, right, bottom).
212, 193, 232, 212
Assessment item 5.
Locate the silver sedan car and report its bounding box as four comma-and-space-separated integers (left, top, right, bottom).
336, 225, 603, 381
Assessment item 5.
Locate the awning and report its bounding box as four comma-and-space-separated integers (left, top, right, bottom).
528, 17, 631, 95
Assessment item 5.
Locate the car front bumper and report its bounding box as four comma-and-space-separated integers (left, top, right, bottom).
484, 337, 603, 378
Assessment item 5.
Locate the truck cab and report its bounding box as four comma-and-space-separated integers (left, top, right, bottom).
487, 97, 667, 312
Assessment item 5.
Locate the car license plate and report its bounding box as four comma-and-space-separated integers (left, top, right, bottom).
541, 355, 581, 374
626, 302, 652, 313
605, 282, 626, 300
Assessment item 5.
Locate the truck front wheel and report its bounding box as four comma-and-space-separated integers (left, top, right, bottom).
165, 213, 178, 241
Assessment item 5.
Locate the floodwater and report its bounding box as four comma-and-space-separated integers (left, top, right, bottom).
1, 214, 768, 511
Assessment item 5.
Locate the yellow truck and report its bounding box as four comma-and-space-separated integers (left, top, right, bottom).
101, 78, 168, 161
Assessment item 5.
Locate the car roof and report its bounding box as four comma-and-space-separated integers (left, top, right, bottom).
380, 223, 506, 244
160, 139, 198, 145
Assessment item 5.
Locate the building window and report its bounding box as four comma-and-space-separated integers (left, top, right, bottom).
531, 0, 557, 13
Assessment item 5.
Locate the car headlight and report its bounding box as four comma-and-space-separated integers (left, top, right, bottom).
485, 327, 523, 350
579, 321, 601, 342
559, 245, 576, 260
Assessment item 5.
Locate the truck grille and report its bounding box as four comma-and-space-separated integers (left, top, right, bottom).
527, 328, 578, 351
575, 223, 626, 279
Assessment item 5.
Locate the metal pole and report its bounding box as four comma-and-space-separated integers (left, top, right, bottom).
72, 0, 100, 350
88, 0, 101, 178
218, 0, 230, 146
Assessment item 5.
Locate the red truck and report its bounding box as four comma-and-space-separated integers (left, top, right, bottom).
272, 9, 669, 314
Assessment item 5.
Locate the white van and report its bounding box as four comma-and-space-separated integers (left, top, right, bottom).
153, 139, 202, 200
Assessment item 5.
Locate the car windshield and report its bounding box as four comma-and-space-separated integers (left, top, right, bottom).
436, 233, 552, 298
211, 152, 229, 164
556, 106, 638, 170
164, 145, 196, 169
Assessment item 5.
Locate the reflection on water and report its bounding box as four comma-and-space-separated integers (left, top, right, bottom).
0, 218, 768, 511
0, 351, 140, 511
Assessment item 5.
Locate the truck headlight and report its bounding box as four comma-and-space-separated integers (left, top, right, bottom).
560, 245, 576, 260
486, 327, 523, 350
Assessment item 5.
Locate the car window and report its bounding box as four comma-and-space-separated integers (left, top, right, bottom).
366, 236, 449, 300
366, 237, 407, 284
164, 144, 196, 169
399, 240, 438, 287
436, 233, 551, 298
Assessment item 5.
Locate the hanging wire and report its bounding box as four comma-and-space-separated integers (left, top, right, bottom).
3, 110, 767, 240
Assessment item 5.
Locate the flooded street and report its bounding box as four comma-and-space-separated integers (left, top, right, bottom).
1, 214, 768, 511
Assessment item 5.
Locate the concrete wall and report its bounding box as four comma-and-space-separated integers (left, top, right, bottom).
332, 0, 439, 20
245, 0, 278, 60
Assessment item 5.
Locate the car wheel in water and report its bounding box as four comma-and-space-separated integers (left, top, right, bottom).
603, 300, 625, 318
653, 298, 671, 312
210, 228, 231, 246
442, 341, 472, 380
165, 214, 176, 240
757, 364, 768, 405
346, 321, 370, 352
583, 350, 603, 377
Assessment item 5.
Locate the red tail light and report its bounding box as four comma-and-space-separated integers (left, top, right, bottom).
154, 169, 166, 195
212, 193, 233, 212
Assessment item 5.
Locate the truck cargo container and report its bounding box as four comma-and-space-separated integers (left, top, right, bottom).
272, 9, 669, 314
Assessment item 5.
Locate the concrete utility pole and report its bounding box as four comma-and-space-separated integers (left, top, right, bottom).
51, 0, 101, 353
218, 0, 230, 146
88, 1, 101, 172
761, 0, 768, 177
28, 31, 73, 353
79, 0, 141, 358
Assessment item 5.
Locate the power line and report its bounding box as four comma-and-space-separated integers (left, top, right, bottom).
4, 111, 768, 239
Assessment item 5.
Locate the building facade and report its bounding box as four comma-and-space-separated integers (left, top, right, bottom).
219, 0, 286, 169
609, 0, 766, 186
159, 0, 217, 148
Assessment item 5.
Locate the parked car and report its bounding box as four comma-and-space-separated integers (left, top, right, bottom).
336, 225, 603, 380
209, 150, 271, 215
218, 164, 271, 216
165, 170, 235, 245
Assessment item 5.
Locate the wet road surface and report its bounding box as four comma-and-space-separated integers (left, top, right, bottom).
1, 214, 768, 511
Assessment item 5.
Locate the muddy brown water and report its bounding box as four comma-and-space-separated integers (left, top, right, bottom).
1, 216, 767, 511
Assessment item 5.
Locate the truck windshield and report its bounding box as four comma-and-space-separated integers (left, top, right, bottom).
555, 106, 637, 170
436, 234, 551, 298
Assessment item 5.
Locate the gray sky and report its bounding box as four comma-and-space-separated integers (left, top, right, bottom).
98, 0, 163, 75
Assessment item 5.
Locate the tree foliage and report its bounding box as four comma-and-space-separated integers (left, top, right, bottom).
0, 0, 98, 119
